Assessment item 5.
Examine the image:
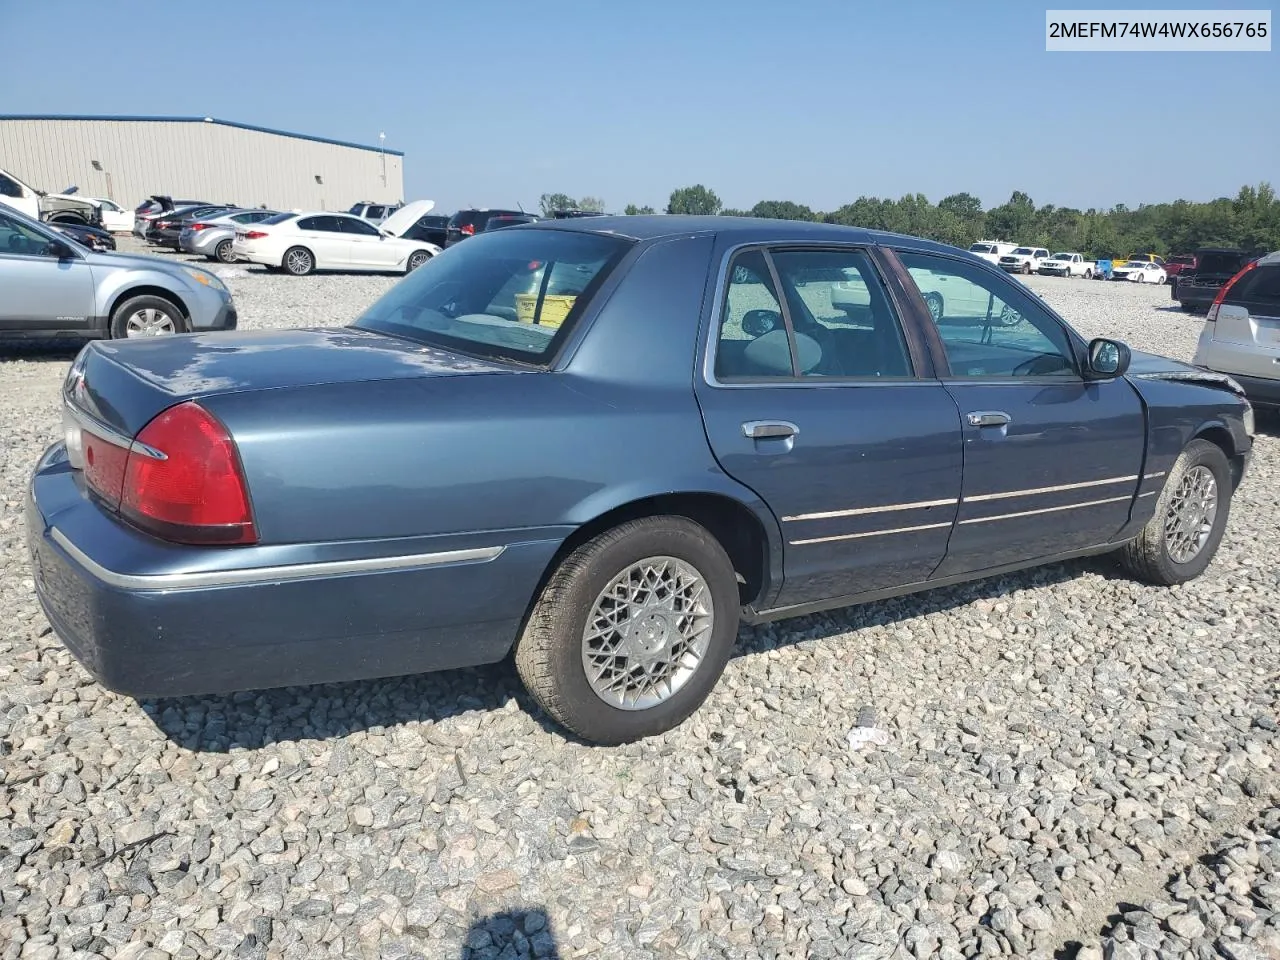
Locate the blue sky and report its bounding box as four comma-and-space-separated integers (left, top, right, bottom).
7, 0, 1276, 213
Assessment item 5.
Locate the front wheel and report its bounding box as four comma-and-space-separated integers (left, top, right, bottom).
515, 516, 741, 744
1021, 262, 1031, 274
406, 249, 431, 273
109, 294, 188, 339
1117, 439, 1232, 585
923, 291, 944, 322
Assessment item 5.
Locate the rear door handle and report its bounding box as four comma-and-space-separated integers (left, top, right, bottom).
966, 411, 1012, 427
742, 420, 799, 439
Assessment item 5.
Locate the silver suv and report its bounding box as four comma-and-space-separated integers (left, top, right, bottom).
0, 205, 237, 340
1194, 250, 1280, 411
347, 201, 403, 224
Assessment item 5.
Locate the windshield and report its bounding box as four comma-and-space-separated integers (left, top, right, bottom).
353, 228, 632, 365
969, 243, 993, 253
1012, 247, 1034, 255
1051, 253, 1073, 260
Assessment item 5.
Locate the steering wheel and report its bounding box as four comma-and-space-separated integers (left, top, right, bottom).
1012, 354, 1069, 376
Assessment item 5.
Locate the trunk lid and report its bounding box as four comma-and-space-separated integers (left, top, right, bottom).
70, 327, 515, 437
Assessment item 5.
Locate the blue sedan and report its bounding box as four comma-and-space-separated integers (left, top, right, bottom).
27, 217, 1254, 744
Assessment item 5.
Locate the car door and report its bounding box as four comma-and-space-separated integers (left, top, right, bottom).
694, 244, 963, 609
97, 200, 128, 232
338, 215, 396, 268
295, 216, 349, 268
894, 249, 1147, 577
0, 210, 96, 332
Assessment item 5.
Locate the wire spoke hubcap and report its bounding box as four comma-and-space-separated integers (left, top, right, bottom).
1164, 465, 1218, 564
125, 307, 176, 337
581, 556, 714, 711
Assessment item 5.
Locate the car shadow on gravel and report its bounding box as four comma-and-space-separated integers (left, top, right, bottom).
458, 909, 560, 958
140, 556, 1095, 752
0, 341, 85, 362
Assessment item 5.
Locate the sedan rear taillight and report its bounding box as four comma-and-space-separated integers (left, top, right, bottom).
459, 223, 475, 236
77, 402, 257, 545
1207, 261, 1257, 322
189, 222, 215, 231
242, 230, 268, 240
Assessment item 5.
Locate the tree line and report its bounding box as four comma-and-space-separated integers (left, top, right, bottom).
577, 182, 1280, 258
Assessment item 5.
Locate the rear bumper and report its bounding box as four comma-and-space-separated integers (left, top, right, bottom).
26, 445, 562, 698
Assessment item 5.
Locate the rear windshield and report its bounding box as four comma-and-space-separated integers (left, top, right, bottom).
1012, 247, 1034, 255
969, 243, 993, 253
260, 212, 297, 226
1169, 255, 1196, 265
1196, 252, 1247, 274
353, 228, 632, 365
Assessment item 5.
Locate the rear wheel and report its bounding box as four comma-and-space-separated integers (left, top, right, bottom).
109, 294, 188, 339
1084, 269, 1093, 279
515, 516, 740, 744
1118, 439, 1232, 586
923, 291, 944, 322
283, 246, 314, 276
214, 239, 236, 263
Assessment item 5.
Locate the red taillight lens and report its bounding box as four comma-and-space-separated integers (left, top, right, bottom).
243, 230, 268, 240
1207, 261, 1257, 321
460, 223, 475, 236
83, 430, 131, 507
190, 222, 214, 231
116, 403, 257, 544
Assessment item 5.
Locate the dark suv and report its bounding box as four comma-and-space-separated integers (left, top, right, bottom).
1174, 248, 1254, 314
401, 213, 450, 247
445, 209, 539, 246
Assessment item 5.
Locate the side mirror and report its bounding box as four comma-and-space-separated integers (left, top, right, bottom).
45, 240, 77, 260
742, 309, 781, 337
379, 229, 392, 238
1087, 337, 1131, 378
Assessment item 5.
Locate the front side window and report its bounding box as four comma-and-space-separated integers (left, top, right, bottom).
337, 216, 379, 236
713, 248, 912, 380
0, 210, 60, 257
353, 228, 631, 364
898, 251, 1078, 379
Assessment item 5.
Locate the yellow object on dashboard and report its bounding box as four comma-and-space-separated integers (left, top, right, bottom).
515, 293, 577, 329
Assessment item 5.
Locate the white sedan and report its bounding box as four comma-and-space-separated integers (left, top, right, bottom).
231, 210, 440, 276
1113, 261, 1167, 284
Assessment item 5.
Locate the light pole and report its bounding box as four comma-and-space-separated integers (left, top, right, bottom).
379, 132, 386, 190
90, 159, 114, 201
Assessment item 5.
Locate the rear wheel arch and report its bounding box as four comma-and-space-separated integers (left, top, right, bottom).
533, 492, 777, 612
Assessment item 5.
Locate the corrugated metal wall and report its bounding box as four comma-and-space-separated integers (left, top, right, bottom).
0, 118, 405, 211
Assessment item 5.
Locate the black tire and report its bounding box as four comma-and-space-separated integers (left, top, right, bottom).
922, 291, 944, 322
283, 246, 314, 276
1117, 439, 1232, 586
514, 516, 741, 744
109, 294, 188, 339
1084, 269, 1093, 280
1021, 262, 1031, 275
214, 239, 236, 264
406, 249, 432, 273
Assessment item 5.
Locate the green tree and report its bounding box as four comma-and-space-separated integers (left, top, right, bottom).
623, 204, 656, 215
539, 193, 577, 216
667, 184, 721, 216
749, 200, 817, 221
578, 196, 606, 213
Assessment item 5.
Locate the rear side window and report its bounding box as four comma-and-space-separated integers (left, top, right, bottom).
0, 174, 24, 198
1226, 266, 1280, 307
353, 228, 632, 364
365, 205, 385, 220
714, 248, 912, 380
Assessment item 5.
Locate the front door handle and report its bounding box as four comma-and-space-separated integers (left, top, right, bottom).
966, 410, 1012, 428
742, 420, 799, 440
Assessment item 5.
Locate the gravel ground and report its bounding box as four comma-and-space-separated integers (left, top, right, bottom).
1, 238, 1277, 960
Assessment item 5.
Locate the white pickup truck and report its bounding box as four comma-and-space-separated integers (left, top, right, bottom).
997, 246, 1050, 274
1037, 252, 1096, 279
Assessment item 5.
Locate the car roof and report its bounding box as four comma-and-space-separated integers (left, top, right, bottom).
524, 214, 970, 256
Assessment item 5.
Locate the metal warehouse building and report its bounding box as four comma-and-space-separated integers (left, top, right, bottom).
0, 115, 404, 212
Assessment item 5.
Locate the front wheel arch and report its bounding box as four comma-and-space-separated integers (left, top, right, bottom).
105, 285, 190, 331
